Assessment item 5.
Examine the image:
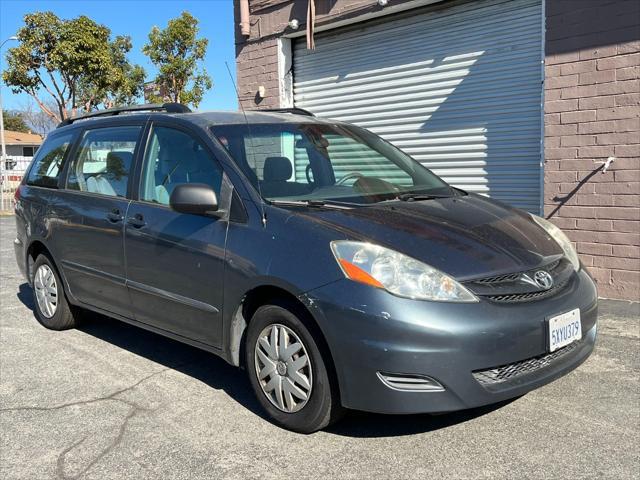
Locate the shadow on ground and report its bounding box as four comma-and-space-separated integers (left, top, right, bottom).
16, 282, 513, 437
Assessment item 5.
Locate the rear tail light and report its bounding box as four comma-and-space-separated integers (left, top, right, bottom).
14, 185, 24, 203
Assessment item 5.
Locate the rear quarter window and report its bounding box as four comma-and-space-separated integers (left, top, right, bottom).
25, 132, 75, 188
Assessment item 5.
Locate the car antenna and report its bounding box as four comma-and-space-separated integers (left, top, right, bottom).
225, 61, 267, 227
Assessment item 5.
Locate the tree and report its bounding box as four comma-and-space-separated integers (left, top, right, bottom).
143, 11, 212, 107
18, 100, 58, 136
2, 110, 30, 133
2, 11, 146, 122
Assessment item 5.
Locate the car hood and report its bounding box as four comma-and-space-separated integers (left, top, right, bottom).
287, 194, 564, 281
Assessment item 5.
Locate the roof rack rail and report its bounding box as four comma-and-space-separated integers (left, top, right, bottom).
255, 107, 315, 117
57, 102, 191, 128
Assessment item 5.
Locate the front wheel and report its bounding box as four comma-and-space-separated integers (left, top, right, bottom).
245, 303, 343, 433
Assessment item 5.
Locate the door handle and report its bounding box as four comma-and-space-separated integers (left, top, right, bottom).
106, 209, 122, 223
127, 213, 146, 228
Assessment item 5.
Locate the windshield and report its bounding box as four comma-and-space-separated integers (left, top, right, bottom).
210, 123, 453, 205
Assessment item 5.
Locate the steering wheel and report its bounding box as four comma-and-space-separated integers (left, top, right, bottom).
305, 164, 315, 184
336, 172, 364, 186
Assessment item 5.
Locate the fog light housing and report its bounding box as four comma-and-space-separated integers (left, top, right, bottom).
377, 372, 445, 392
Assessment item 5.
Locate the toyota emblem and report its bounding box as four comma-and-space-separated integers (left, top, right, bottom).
533, 270, 554, 290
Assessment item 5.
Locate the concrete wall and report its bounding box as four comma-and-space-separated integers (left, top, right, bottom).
544, 0, 639, 300
235, 0, 640, 300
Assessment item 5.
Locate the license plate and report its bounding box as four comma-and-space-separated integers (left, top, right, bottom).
548, 308, 582, 352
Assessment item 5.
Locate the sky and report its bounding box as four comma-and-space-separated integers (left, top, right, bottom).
0, 0, 238, 112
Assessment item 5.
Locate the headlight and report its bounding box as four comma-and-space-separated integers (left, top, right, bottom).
330, 241, 477, 302
530, 214, 580, 270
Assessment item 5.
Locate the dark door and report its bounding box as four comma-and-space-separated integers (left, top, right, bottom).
124, 124, 228, 346
51, 125, 143, 316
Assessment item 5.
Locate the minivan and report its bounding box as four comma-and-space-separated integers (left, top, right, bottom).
14, 103, 597, 433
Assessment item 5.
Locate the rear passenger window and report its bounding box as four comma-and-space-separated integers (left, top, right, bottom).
67, 126, 141, 197
25, 133, 74, 188
140, 126, 223, 205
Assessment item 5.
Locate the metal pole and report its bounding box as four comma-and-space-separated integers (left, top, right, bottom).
0, 91, 6, 211
0, 36, 18, 211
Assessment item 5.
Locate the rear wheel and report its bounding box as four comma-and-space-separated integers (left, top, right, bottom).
245, 302, 343, 433
32, 254, 79, 330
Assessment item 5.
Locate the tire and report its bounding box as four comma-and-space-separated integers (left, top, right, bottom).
32, 254, 79, 330
245, 302, 344, 433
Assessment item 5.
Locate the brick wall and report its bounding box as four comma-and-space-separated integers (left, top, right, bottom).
544, 0, 640, 300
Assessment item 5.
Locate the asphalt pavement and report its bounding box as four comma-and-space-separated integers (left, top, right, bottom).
1, 216, 638, 479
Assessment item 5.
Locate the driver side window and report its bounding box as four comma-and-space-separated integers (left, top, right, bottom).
140, 126, 223, 205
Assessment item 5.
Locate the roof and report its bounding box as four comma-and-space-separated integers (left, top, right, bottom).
3, 130, 43, 145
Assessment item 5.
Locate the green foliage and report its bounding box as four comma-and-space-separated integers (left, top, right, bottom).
2, 11, 145, 121
2, 111, 30, 133
142, 11, 212, 107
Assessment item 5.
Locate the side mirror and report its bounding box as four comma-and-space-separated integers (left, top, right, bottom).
169, 183, 219, 216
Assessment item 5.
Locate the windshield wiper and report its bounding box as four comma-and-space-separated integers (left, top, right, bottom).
269, 199, 352, 209
395, 193, 452, 202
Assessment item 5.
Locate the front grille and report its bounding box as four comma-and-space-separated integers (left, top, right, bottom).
484, 279, 569, 303
465, 259, 570, 304
474, 259, 562, 286
472, 340, 581, 386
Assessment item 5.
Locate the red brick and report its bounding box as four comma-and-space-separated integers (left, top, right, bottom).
545, 113, 561, 125
547, 51, 581, 65
545, 170, 578, 183
544, 205, 594, 218
580, 45, 618, 61
597, 80, 640, 96
579, 254, 595, 267
561, 110, 596, 124
546, 147, 578, 160
545, 99, 579, 113
594, 256, 640, 270
597, 53, 640, 71
615, 93, 640, 106
612, 220, 640, 233
578, 96, 615, 109
559, 60, 596, 75
576, 219, 613, 231
546, 123, 578, 136
578, 120, 617, 134
611, 269, 640, 283
615, 170, 640, 182
618, 41, 640, 55
576, 242, 613, 256
595, 207, 640, 220
597, 106, 640, 121
547, 74, 578, 89
595, 182, 640, 195
562, 85, 597, 99
545, 64, 561, 77
578, 145, 615, 158
615, 118, 640, 132
579, 69, 616, 85
617, 66, 639, 81
615, 195, 640, 207
561, 135, 596, 147
559, 182, 594, 194
615, 145, 640, 158
545, 89, 562, 101
588, 266, 612, 285
613, 245, 640, 258
597, 132, 639, 145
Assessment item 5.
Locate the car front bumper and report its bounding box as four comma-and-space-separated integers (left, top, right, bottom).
300, 268, 598, 414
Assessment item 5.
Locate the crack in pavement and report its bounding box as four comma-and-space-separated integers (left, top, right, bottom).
0, 367, 169, 414
1, 364, 190, 480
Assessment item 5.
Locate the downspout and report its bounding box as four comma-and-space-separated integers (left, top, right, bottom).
239, 0, 251, 36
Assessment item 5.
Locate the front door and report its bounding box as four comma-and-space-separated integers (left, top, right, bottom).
52, 124, 143, 316
124, 124, 228, 346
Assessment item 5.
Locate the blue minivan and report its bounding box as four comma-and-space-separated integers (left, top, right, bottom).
14, 104, 597, 432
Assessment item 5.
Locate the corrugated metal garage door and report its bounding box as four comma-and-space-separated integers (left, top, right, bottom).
293, 0, 543, 212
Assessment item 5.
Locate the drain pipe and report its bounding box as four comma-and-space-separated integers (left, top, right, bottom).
239, 0, 251, 36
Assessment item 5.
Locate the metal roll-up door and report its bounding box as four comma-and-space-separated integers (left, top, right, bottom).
293, 0, 543, 212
